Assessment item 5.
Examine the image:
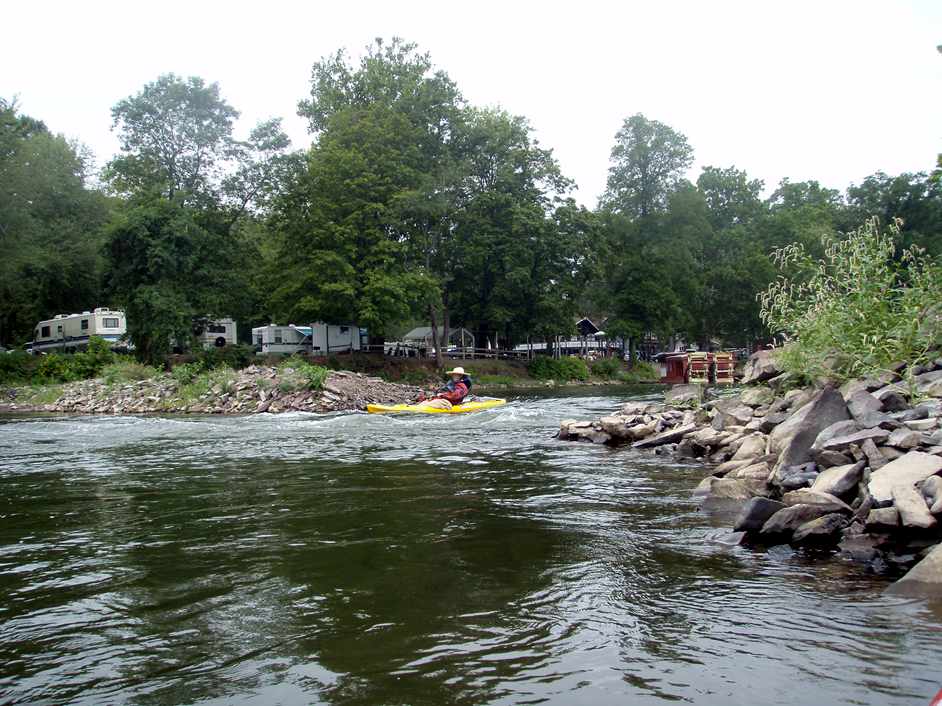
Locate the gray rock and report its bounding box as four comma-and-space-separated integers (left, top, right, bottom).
865, 506, 900, 531
632, 423, 697, 449
780, 469, 820, 491
792, 513, 850, 544
770, 388, 850, 475
914, 369, 942, 389
742, 349, 781, 385
860, 438, 887, 470
897, 406, 929, 422
731, 433, 767, 462
880, 446, 906, 461
847, 390, 883, 420
869, 451, 942, 503
728, 461, 772, 481
818, 427, 891, 453
811, 420, 861, 452
885, 543, 942, 596
891, 484, 937, 529
759, 411, 790, 433
924, 379, 942, 398
740, 387, 774, 408
839, 534, 881, 563
782, 488, 853, 513
733, 497, 786, 532
904, 418, 938, 432
886, 427, 923, 449
816, 449, 854, 468
920, 475, 942, 514
811, 461, 866, 497
701, 477, 756, 501
760, 504, 840, 537
711, 458, 752, 478
853, 411, 901, 431
665, 384, 704, 406
713, 399, 756, 428
873, 386, 909, 412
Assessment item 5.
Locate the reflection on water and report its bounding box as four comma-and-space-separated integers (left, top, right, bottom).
1, 389, 940, 705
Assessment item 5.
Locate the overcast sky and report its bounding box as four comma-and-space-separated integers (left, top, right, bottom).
4, 0, 940, 206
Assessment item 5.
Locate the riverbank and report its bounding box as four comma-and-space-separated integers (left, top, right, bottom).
0, 355, 660, 414
558, 349, 942, 595
0, 364, 422, 415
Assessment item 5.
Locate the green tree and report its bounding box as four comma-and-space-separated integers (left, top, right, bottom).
846, 171, 942, 256
601, 114, 694, 218
0, 98, 111, 345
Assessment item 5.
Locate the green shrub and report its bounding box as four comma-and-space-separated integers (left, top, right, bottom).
0, 351, 38, 384
617, 361, 660, 383
527, 356, 589, 381
172, 361, 206, 385
590, 358, 623, 379
759, 217, 942, 384
102, 360, 160, 385
195, 344, 255, 371
278, 356, 330, 391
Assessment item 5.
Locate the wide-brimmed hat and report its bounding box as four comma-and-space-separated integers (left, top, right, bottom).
446, 366, 466, 376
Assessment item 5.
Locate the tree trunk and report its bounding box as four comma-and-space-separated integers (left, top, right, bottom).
628, 337, 637, 368
440, 301, 450, 365
428, 305, 443, 369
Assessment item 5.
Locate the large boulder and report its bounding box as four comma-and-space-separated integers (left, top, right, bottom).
696, 477, 756, 501
740, 387, 774, 408
792, 513, 850, 545
868, 451, 942, 503
733, 497, 786, 532
816, 428, 890, 453
865, 507, 900, 531
891, 484, 937, 529
885, 543, 942, 596
730, 433, 767, 463
712, 399, 756, 429
665, 384, 704, 406
632, 423, 697, 449
782, 488, 853, 514
770, 388, 850, 475
885, 428, 922, 450
742, 349, 781, 385
811, 461, 866, 497
846, 390, 883, 420
920, 475, 942, 514
760, 504, 839, 537
810, 420, 860, 453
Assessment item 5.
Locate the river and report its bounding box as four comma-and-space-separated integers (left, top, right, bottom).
1, 387, 940, 706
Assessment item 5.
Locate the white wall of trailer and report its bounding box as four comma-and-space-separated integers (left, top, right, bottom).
197, 318, 238, 349
32, 308, 127, 352
252, 325, 312, 355
309, 323, 364, 354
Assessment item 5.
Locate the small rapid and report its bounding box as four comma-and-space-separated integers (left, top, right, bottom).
1, 388, 940, 705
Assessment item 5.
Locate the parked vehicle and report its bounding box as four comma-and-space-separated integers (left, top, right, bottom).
30, 308, 127, 354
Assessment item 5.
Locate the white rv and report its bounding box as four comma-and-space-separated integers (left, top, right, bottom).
31, 308, 127, 354
309, 322, 365, 354
196, 318, 238, 349
251, 325, 312, 355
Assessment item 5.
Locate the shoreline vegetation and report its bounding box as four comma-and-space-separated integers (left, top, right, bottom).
0, 354, 660, 415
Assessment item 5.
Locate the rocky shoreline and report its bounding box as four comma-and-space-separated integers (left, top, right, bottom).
0, 366, 421, 415
559, 350, 942, 596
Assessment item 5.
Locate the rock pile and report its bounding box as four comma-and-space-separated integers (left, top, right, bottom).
559, 352, 942, 593
2, 366, 421, 415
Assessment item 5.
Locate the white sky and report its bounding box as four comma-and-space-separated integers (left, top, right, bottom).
3, 0, 940, 206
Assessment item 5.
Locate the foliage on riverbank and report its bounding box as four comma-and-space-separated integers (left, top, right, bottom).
759, 217, 942, 386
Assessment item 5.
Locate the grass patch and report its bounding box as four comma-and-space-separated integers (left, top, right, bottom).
277, 356, 330, 391
18, 384, 64, 406
177, 366, 237, 403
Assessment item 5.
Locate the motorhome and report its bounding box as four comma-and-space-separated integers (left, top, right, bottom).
196, 318, 238, 349
309, 322, 365, 354
252, 325, 312, 355
31, 308, 127, 353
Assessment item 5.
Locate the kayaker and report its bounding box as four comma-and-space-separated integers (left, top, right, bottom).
416, 367, 472, 410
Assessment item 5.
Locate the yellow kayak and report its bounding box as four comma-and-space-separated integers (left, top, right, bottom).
366, 398, 507, 415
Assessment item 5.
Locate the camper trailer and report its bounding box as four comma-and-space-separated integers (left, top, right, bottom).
31, 308, 127, 353
309, 322, 365, 354
252, 325, 312, 355
196, 318, 237, 349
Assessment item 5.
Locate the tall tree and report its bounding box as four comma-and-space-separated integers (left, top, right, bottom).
105, 74, 240, 205
846, 171, 942, 256
0, 98, 110, 345
601, 114, 694, 218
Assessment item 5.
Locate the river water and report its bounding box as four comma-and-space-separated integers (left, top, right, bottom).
1, 387, 940, 706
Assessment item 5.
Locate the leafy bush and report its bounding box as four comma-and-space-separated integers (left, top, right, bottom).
195, 344, 255, 371
759, 217, 942, 384
590, 358, 623, 379
278, 356, 330, 390
0, 351, 38, 384
527, 356, 589, 381
177, 366, 237, 402
617, 361, 660, 383
172, 361, 206, 385
102, 360, 160, 385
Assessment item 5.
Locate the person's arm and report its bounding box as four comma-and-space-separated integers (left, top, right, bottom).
437, 381, 468, 404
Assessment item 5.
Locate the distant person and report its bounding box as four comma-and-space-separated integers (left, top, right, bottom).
417, 367, 472, 410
